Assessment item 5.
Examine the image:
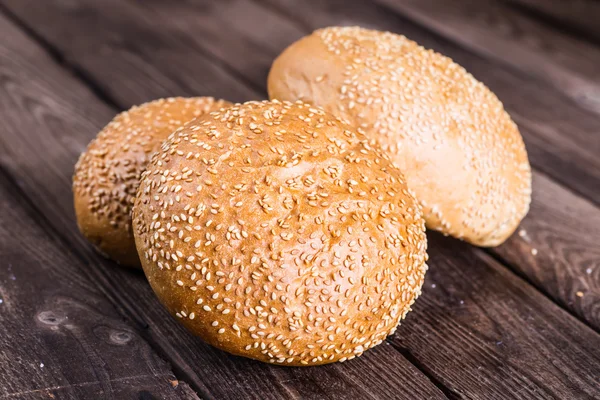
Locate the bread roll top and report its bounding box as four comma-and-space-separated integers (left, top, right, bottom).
132, 100, 428, 365
268, 26, 531, 246
73, 97, 231, 267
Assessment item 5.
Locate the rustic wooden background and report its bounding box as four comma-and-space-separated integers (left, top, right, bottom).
0, 0, 599, 399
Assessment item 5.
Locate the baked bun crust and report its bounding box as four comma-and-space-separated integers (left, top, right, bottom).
73, 97, 231, 267
132, 100, 428, 365
268, 26, 531, 246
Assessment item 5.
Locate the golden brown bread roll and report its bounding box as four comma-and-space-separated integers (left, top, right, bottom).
73, 97, 232, 267
132, 100, 428, 365
268, 26, 532, 246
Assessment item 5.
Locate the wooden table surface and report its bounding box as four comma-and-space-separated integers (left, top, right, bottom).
0, 0, 599, 399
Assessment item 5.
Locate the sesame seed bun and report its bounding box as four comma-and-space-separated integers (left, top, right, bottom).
132, 100, 428, 365
73, 97, 232, 267
268, 26, 532, 246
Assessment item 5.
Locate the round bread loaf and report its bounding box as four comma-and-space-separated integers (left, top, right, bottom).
132, 100, 428, 365
73, 97, 231, 267
268, 26, 532, 246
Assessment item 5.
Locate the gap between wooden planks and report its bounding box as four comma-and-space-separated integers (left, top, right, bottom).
0, 0, 599, 398
0, 10, 448, 400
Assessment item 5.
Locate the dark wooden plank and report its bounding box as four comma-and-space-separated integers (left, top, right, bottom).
0, 0, 259, 107
0, 175, 196, 399
394, 233, 600, 399
0, 10, 447, 400
8, 378, 196, 400
0, 0, 279, 106
495, 172, 600, 330
371, 0, 600, 114
506, 0, 600, 43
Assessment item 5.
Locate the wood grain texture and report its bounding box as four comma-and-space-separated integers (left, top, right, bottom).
7, 377, 196, 400
371, 0, 600, 114
506, 0, 600, 42
0, 174, 196, 400
0, 0, 259, 107
393, 233, 600, 399
494, 172, 600, 330
0, 11, 447, 400
1, 0, 599, 398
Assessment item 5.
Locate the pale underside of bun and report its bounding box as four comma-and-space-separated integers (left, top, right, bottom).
132, 100, 428, 365
268, 26, 532, 247
73, 97, 232, 267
